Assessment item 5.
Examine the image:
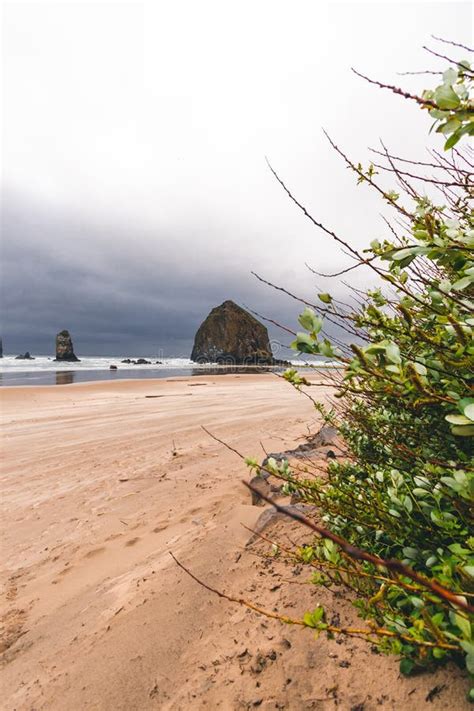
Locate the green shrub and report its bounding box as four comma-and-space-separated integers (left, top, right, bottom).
252, 45, 474, 695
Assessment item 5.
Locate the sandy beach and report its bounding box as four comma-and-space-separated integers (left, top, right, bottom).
0, 375, 469, 710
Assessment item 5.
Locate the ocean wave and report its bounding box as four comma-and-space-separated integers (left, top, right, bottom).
0, 355, 339, 374
0, 355, 196, 373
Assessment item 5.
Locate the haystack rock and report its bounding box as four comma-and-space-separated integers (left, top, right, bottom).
0, 339, 3, 358
55, 330, 80, 362
191, 300, 274, 364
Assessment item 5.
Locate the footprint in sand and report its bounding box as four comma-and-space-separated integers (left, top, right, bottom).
58, 566, 73, 576
84, 547, 106, 559
0, 608, 27, 654
5, 578, 19, 601
52, 565, 74, 585
152, 523, 169, 533
125, 537, 140, 547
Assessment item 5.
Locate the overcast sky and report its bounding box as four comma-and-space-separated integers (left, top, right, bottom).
1, 0, 471, 356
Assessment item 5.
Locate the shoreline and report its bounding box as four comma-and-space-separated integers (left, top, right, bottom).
0, 368, 279, 389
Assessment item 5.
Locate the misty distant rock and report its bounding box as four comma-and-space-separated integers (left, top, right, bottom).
55, 330, 80, 362
0, 339, 2, 358
191, 300, 274, 364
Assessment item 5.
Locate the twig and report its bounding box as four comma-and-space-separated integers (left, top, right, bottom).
169, 552, 460, 650
431, 35, 474, 53
351, 68, 439, 109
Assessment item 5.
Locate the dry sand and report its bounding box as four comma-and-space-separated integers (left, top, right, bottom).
0, 374, 469, 710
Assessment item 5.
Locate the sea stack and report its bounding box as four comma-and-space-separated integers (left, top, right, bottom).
191, 300, 274, 364
55, 330, 80, 362
0, 339, 2, 358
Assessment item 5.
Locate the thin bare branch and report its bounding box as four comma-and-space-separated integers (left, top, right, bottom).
351, 68, 440, 109
170, 552, 461, 650
243, 482, 474, 614
423, 45, 474, 75
431, 35, 474, 53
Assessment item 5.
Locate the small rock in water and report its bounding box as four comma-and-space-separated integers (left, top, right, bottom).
15, 351, 35, 360
121, 358, 152, 365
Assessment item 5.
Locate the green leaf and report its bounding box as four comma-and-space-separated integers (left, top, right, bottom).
444, 128, 463, 150
291, 332, 318, 354
319, 339, 336, 358
434, 83, 460, 110
244, 457, 259, 469
458, 398, 474, 414
400, 658, 415, 676
429, 109, 449, 119
403, 497, 413, 513
298, 308, 323, 334
462, 403, 474, 421
466, 653, 474, 674
438, 117, 461, 135
452, 276, 472, 291
303, 606, 325, 628
392, 246, 428, 262
385, 343, 401, 365
318, 293, 332, 304
445, 414, 473, 425
449, 611, 472, 641
451, 425, 474, 437
442, 67, 458, 85
312, 606, 324, 623
303, 611, 316, 628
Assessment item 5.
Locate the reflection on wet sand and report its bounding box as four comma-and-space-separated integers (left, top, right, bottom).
56, 371, 76, 385
0, 364, 292, 387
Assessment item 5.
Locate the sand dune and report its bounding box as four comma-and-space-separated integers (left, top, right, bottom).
0, 375, 469, 709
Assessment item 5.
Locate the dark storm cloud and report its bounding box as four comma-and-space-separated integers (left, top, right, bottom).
1, 193, 306, 356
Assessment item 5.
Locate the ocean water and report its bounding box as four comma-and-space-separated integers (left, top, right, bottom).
0, 355, 280, 386
0, 354, 338, 387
